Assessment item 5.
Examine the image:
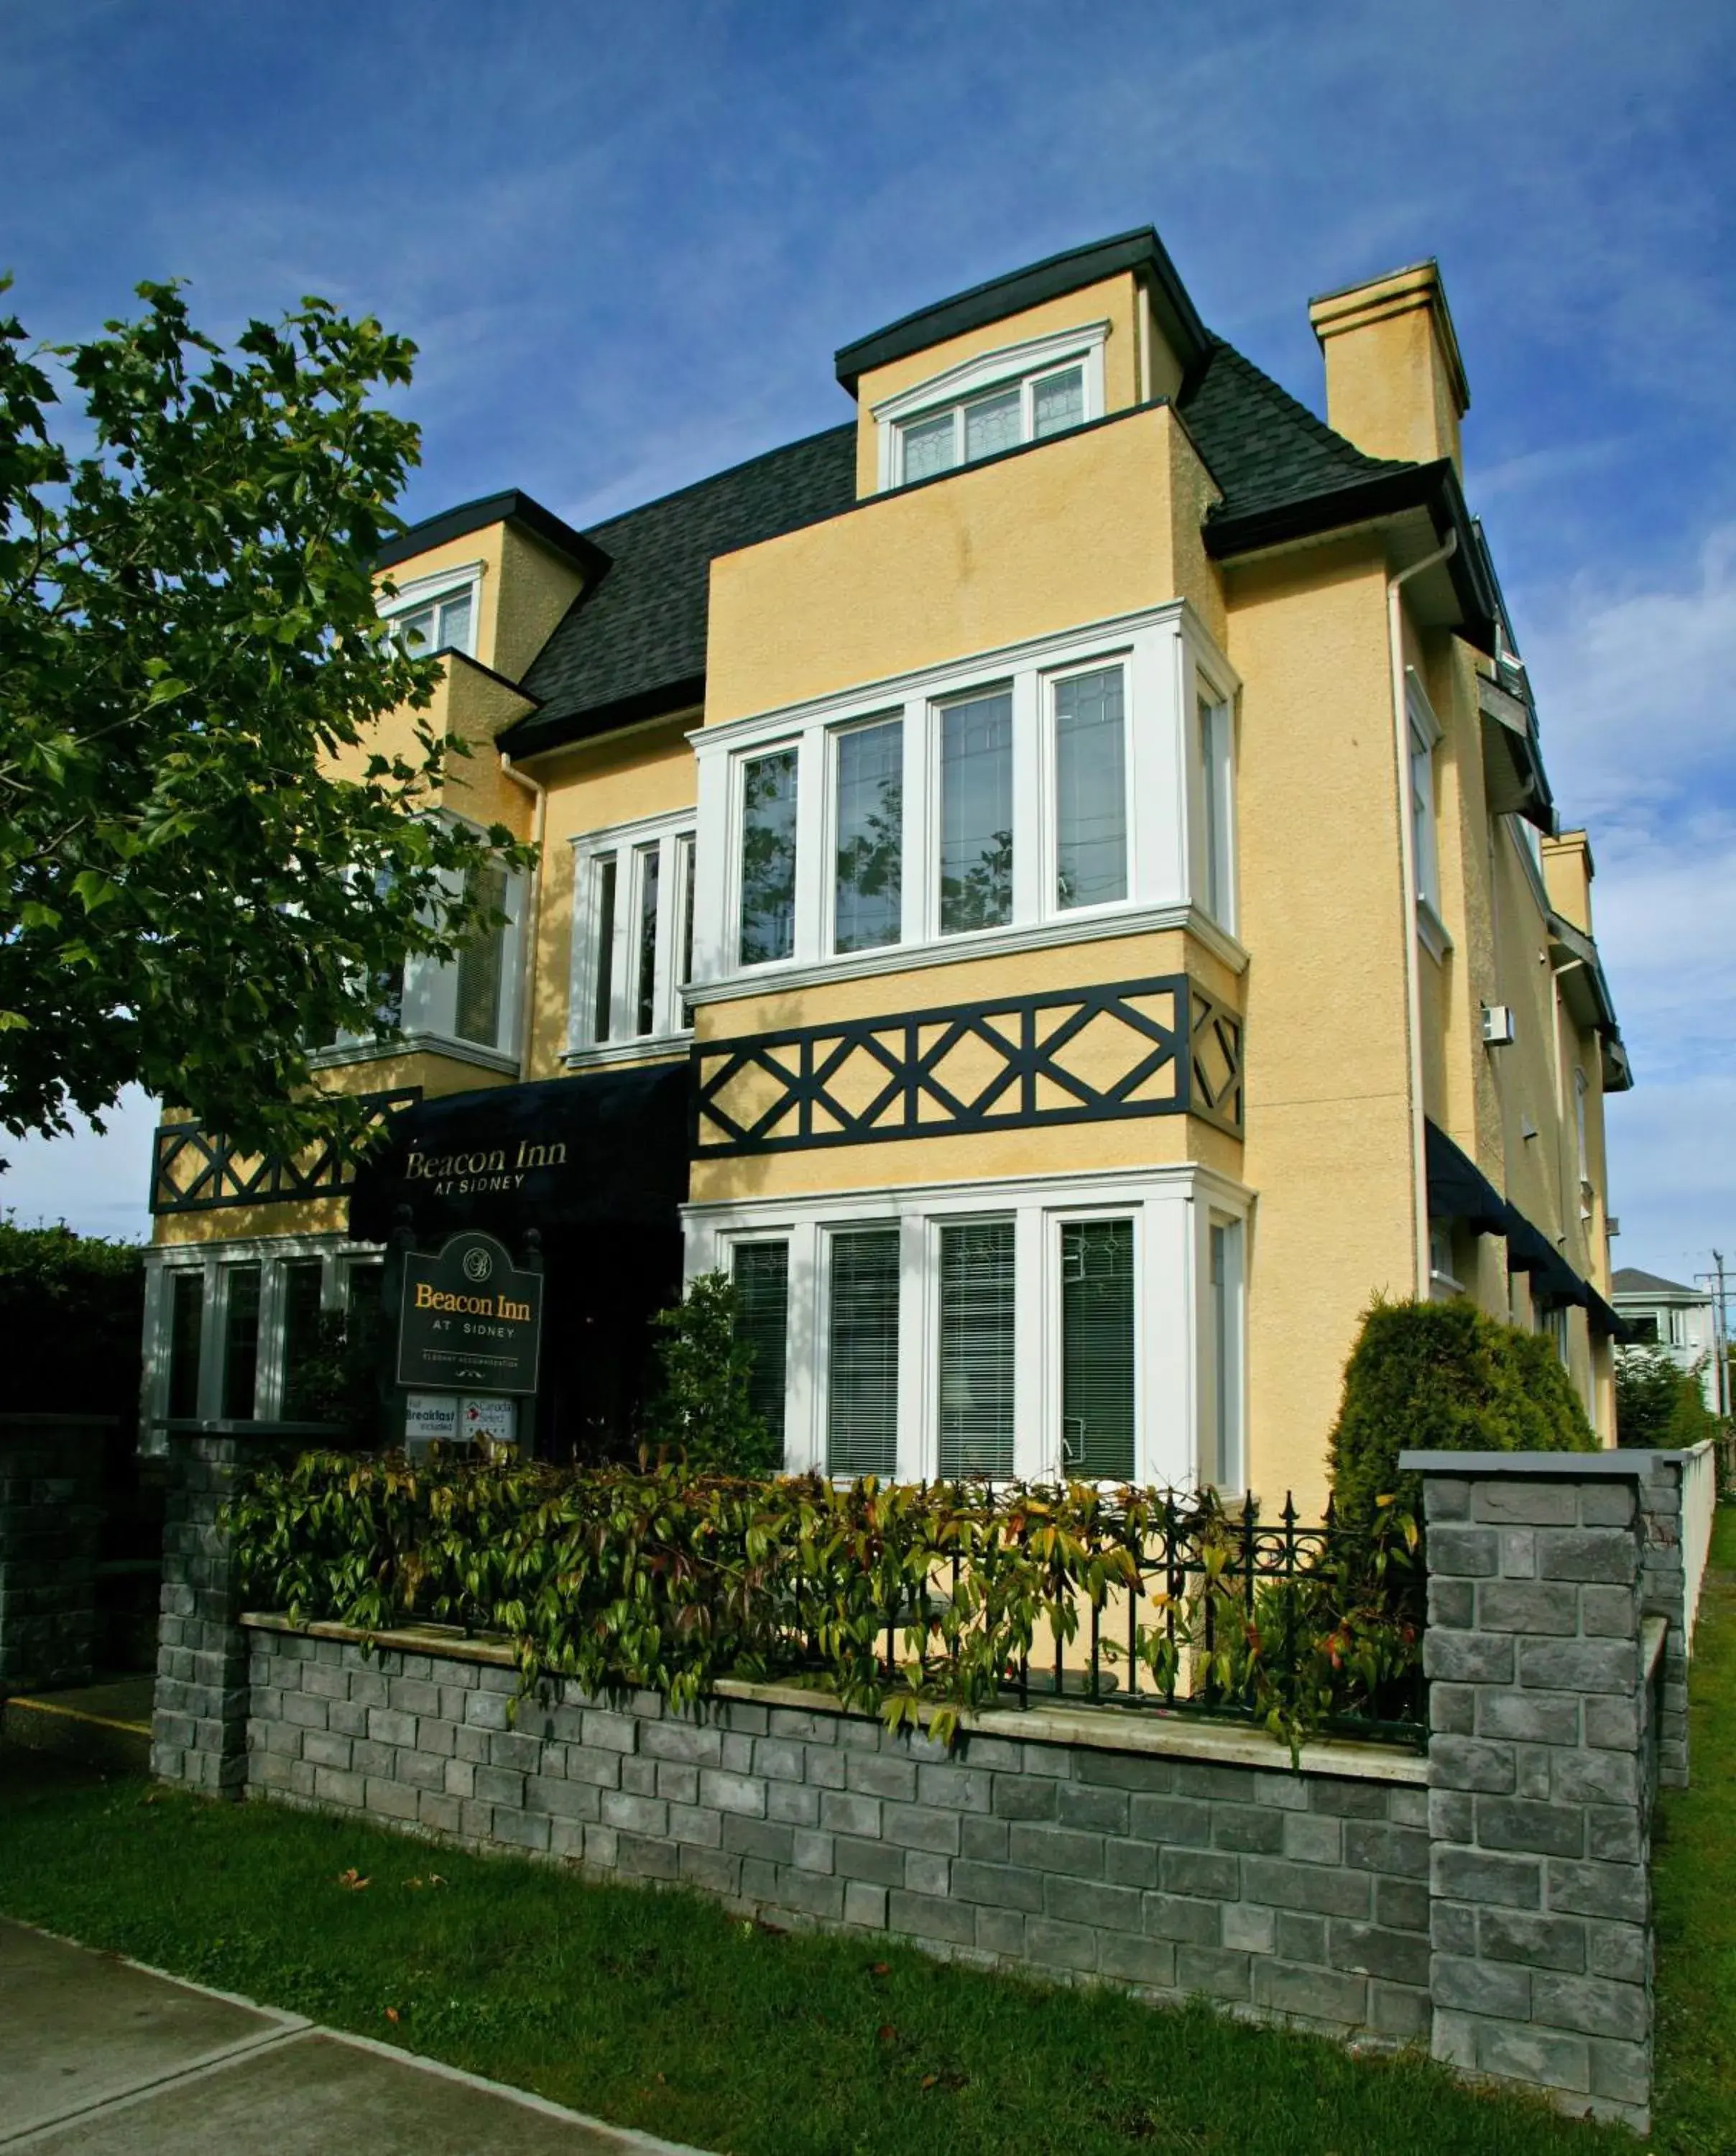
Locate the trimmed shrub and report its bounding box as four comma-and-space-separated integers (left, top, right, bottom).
1328, 1296, 1597, 1530
640, 1271, 780, 1476
0, 1212, 143, 1419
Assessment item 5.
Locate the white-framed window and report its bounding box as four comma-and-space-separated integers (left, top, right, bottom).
379, 562, 482, 660
1405, 670, 1446, 954
691, 604, 1240, 995
568, 810, 696, 1058
872, 323, 1109, 492
1574, 1067, 1591, 1191
686, 1165, 1250, 1491
143, 1238, 382, 1442
320, 834, 525, 1069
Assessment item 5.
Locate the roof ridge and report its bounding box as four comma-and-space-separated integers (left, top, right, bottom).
581, 420, 857, 541
1192, 337, 1412, 479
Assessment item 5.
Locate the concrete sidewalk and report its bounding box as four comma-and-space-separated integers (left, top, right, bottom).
0, 1919, 709, 2155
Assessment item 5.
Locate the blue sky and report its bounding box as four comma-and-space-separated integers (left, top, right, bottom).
3, 0, 1732, 1294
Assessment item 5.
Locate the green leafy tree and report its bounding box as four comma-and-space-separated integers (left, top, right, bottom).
641, 1271, 780, 1475
0, 278, 525, 1157
1615, 1343, 1720, 1449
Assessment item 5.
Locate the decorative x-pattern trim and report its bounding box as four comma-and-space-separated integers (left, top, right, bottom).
149, 1089, 422, 1215
693, 974, 1242, 1157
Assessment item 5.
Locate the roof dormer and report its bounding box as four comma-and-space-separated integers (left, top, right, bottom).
834, 226, 1212, 499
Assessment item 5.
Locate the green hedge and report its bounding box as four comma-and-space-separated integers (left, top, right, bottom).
0, 1212, 143, 1419
1328, 1297, 1597, 1531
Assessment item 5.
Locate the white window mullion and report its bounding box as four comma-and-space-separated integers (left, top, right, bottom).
896, 1212, 928, 1482
1012, 1203, 1046, 1480
1142, 1192, 1195, 1491
789, 1218, 823, 1475
1010, 666, 1043, 926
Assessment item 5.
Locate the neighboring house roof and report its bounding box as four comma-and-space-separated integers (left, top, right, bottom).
499, 425, 857, 757
1612, 1268, 1705, 1301
377, 488, 609, 583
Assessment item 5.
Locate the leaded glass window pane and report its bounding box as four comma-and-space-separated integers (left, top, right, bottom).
592, 854, 617, 1041
739, 747, 798, 965
1062, 1220, 1135, 1480
634, 844, 660, 1035
938, 692, 1013, 934
454, 857, 508, 1047
167, 1271, 204, 1421
900, 410, 956, 483
1055, 666, 1127, 908
964, 387, 1020, 462
938, 1220, 1015, 1479
828, 1229, 900, 1479
834, 719, 902, 954
733, 1242, 790, 1453
221, 1265, 262, 1422
1033, 366, 1084, 438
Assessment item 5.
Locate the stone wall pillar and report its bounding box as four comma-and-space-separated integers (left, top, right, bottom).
1404, 1450, 1661, 2134
1634, 1455, 1689, 1789
0, 1414, 109, 1695
152, 1424, 323, 1795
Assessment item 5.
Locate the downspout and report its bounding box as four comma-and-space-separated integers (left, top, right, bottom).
1387, 530, 1457, 1296
499, 752, 547, 1079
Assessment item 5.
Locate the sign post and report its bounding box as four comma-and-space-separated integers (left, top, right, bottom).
393, 1230, 544, 1453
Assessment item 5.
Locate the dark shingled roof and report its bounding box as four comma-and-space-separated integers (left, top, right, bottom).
1178, 338, 1410, 522
1612, 1267, 1702, 1299
499, 323, 1455, 760
501, 425, 857, 756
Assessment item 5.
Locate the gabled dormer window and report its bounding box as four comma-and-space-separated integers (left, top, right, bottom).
873, 323, 1108, 491
381, 562, 481, 660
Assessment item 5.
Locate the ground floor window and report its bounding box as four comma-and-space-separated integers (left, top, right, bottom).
693, 1167, 1248, 1491
144, 1240, 384, 1442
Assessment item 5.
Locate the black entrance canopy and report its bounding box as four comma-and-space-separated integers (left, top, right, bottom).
1423, 1120, 1510, 1238
348, 1065, 690, 1244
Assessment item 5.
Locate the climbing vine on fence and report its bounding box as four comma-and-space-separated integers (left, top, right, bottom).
226, 1455, 1421, 1753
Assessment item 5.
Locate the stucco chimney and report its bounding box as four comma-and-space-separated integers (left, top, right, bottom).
1308, 259, 1470, 474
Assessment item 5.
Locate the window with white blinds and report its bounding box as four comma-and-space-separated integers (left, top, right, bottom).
1061, 1218, 1135, 1480
826, 1228, 900, 1478
938, 1220, 1016, 1478
732, 1241, 790, 1452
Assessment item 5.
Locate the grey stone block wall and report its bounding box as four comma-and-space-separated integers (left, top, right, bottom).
244, 1628, 1431, 2043
0, 1415, 108, 1694
1416, 1460, 1661, 2134
1635, 1457, 1689, 1788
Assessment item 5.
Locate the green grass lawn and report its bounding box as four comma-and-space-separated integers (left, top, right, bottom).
1650, 1503, 1736, 2155
8, 1518, 1735, 2156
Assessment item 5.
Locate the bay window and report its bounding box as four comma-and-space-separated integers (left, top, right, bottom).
569, 811, 696, 1055
380, 564, 480, 660
691, 604, 1240, 992
685, 1167, 1248, 1491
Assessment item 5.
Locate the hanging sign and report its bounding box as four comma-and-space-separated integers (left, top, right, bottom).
396, 1230, 543, 1396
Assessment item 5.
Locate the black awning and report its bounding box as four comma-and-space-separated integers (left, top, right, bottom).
1505, 1211, 1587, 1307
348, 1064, 690, 1244
1424, 1121, 1511, 1237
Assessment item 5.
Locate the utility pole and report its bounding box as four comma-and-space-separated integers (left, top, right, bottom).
1696, 1250, 1731, 1419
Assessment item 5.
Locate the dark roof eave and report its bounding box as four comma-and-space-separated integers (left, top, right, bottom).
1204, 459, 1499, 655
834, 227, 1211, 395
377, 489, 612, 584
498, 673, 706, 760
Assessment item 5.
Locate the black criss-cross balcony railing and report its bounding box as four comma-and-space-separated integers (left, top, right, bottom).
149, 1089, 421, 1216
693, 970, 1244, 1157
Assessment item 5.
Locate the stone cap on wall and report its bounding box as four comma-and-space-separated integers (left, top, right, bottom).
1398, 1449, 1655, 1478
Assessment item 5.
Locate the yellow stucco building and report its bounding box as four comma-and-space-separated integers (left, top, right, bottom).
142, 229, 1628, 1512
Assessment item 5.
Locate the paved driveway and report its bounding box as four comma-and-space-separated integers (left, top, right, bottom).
0, 1919, 707, 2156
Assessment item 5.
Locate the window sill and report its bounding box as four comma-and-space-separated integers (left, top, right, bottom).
688, 902, 1248, 1008
308, 1033, 520, 1078
562, 1032, 693, 1072
1416, 898, 1454, 964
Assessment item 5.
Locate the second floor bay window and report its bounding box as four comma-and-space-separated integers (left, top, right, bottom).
569, 810, 696, 1058
691, 604, 1239, 988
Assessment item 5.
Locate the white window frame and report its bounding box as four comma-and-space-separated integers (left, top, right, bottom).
566, 808, 696, 1063
140, 1235, 380, 1447
1041, 658, 1136, 923
823, 709, 908, 960
1405, 669, 1449, 960
1198, 1210, 1247, 1493
1191, 664, 1237, 937
689, 602, 1242, 1002
871, 322, 1110, 492
685, 1164, 1251, 1493
378, 560, 484, 660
